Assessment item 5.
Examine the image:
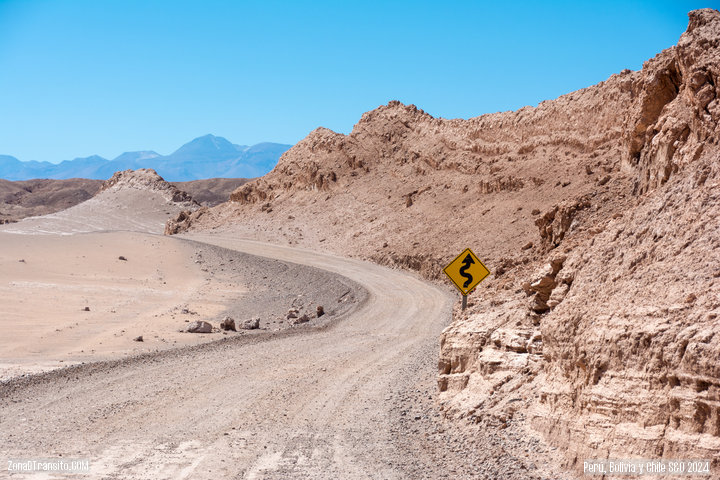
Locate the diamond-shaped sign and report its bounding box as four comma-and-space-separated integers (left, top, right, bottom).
443, 248, 491, 295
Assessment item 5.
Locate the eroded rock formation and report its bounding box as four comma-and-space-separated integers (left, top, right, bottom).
166, 9, 720, 472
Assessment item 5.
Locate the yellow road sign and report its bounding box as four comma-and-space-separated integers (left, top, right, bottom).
443, 248, 490, 295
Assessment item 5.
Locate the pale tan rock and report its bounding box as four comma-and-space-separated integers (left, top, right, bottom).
163, 8, 720, 472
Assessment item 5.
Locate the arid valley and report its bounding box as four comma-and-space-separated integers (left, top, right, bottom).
1, 7, 720, 479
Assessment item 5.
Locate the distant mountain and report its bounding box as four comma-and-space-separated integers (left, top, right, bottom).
0, 135, 292, 181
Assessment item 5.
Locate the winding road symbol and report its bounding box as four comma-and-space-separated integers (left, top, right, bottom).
459, 253, 475, 288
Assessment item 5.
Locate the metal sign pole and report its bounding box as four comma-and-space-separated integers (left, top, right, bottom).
461, 294, 467, 311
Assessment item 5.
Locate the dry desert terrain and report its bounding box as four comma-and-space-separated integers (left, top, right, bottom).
2, 8, 720, 479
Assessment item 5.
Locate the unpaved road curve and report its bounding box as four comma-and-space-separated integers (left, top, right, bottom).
1, 232, 455, 479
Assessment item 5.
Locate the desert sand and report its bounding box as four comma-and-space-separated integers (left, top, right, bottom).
0, 231, 234, 379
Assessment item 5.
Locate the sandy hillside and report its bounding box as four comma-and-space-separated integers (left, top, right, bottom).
0, 178, 102, 223
0, 174, 246, 224
0, 169, 361, 381
169, 8, 720, 473
2, 169, 198, 235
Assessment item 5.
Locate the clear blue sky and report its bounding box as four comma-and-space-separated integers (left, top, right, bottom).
0, 0, 714, 162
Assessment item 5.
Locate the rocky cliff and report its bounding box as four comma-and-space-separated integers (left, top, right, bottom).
167, 9, 720, 472
99, 168, 198, 206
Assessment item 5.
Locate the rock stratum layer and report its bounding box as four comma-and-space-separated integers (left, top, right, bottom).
167, 9, 720, 473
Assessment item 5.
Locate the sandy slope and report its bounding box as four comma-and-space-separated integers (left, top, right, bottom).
1, 188, 186, 235
0, 232, 207, 379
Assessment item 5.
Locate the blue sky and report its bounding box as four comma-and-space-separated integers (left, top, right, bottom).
0, 0, 714, 162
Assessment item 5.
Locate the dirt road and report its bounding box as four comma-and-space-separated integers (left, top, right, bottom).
1, 232, 560, 479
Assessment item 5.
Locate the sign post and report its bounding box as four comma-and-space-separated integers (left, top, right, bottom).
443, 248, 490, 310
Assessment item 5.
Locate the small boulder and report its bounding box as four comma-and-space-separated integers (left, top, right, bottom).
82, 306, 90, 312
220, 316, 236, 331
133, 335, 143, 342
118, 256, 127, 261
316, 305, 325, 318
287, 308, 299, 320
186, 321, 213, 333
240, 317, 260, 330
293, 314, 310, 325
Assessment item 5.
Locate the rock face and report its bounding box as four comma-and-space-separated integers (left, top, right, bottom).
165, 9, 720, 472
439, 9, 720, 474
100, 169, 198, 206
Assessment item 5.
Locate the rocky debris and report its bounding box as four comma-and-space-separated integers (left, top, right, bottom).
292, 314, 310, 325
535, 198, 590, 250
99, 169, 198, 206
133, 336, 143, 342
219, 316, 236, 331
316, 305, 325, 317
165, 209, 208, 235
118, 256, 127, 261
82, 306, 90, 312
239, 317, 260, 330
286, 308, 299, 320
171, 178, 250, 207
186, 321, 213, 333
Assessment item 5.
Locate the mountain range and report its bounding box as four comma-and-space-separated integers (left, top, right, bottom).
0, 135, 291, 181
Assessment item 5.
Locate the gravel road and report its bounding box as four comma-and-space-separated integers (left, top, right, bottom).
1, 232, 564, 479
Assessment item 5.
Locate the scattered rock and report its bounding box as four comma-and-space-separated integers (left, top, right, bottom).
118, 256, 127, 261
133, 336, 143, 342
316, 305, 325, 317
293, 314, 310, 325
186, 321, 213, 333
82, 306, 90, 312
240, 317, 260, 330
18, 259, 25, 263
287, 308, 299, 319
220, 316, 237, 331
